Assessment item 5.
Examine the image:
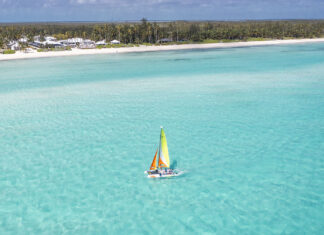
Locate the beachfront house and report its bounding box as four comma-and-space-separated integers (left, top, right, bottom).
29, 41, 42, 48
30, 35, 44, 48
158, 38, 173, 43
18, 36, 28, 43
58, 40, 68, 47
44, 40, 64, 48
110, 39, 120, 44
46, 36, 65, 48
79, 39, 96, 49
96, 40, 107, 46
33, 35, 41, 41
68, 38, 84, 44
44, 36, 56, 41
59, 38, 84, 47
7, 41, 20, 50
29, 38, 63, 48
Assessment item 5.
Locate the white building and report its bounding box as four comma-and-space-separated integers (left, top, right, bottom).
19, 36, 28, 43
43, 40, 63, 47
67, 38, 84, 43
33, 35, 41, 41
110, 39, 120, 44
58, 38, 84, 47
30, 39, 63, 48
96, 40, 107, 46
79, 39, 96, 49
7, 41, 20, 50
44, 36, 56, 41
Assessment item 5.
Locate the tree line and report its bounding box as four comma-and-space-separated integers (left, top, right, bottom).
1, 19, 324, 48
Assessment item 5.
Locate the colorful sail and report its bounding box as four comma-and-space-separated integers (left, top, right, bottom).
158, 128, 170, 168
150, 149, 158, 170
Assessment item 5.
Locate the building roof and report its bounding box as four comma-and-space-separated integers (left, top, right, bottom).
159, 38, 173, 42
19, 37, 28, 43
110, 39, 120, 44
67, 38, 84, 43
96, 40, 106, 45
45, 36, 56, 41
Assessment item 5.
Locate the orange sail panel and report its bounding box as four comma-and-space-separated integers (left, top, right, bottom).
158, 155, 167, 168
150, 149, 158, 170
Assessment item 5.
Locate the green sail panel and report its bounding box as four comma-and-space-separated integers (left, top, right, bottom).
158, 128, 170, 168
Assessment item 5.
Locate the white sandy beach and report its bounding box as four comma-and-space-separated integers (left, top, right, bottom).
1, 38, 324, 61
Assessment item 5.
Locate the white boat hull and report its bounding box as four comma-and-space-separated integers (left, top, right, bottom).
144, 170, 183, 178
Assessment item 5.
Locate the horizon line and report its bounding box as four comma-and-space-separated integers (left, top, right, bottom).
1, 18, 324, 25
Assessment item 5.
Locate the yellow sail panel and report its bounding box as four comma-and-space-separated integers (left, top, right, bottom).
150, 149, 158, 170
158, 128, 170, 168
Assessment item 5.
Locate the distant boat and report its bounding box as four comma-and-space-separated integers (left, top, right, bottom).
145, 127, 183, 178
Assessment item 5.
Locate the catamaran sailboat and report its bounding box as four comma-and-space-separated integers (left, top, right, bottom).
145, 127, 183, 178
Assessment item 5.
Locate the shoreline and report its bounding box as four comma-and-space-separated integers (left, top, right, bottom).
1, 38, 324, 61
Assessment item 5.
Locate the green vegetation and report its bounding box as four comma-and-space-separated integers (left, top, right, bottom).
105, 43, 128, 48
0, 19, 324, 49
200, 39, 221, 43
3, 49, 15, 54
245, 37, 270, 41
37, 47, 71, 52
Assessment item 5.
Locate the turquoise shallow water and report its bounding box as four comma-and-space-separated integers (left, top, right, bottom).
0, 43, 324, 234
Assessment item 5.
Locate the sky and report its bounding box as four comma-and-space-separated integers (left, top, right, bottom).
0, 0, 324, 22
